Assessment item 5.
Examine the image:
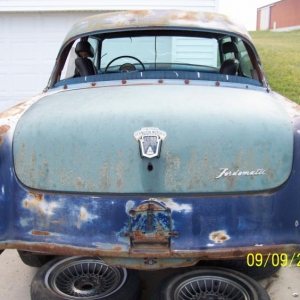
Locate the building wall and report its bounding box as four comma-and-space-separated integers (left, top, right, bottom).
256, 9, 261, 30
257, 0, 300, 30
269, 0, 300, 30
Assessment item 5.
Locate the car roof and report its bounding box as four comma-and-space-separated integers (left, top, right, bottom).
63, 10, 252, 43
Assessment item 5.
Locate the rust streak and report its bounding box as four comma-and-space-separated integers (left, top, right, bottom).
0, 242, 299, 263
31, 230, 51, 236
112, 246, 123, 251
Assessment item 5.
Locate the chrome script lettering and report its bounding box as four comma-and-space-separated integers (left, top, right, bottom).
215, 168, 266, 179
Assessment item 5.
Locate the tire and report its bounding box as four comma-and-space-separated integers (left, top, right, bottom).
152, 267, 270, 300
30, 256, 142, 300
18, 250, 55, 268
197, 259, 281, 280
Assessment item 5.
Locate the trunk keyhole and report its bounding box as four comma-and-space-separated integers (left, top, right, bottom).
148, 163, 153, 172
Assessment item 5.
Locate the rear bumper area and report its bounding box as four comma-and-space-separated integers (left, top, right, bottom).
0, 185, 300, 270
1, 241, 299, 270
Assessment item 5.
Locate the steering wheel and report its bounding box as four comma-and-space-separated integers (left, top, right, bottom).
104, 55, 145, 73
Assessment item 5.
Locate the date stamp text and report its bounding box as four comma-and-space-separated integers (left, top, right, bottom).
246, 253, 300, 267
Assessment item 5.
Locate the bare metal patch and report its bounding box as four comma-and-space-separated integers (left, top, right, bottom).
209, 230, 230, 243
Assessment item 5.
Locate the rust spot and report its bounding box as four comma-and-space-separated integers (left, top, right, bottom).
34, 193, 43, 202
79, 208, 87, 221
112, 246, 122, 251
0, 125, 10, 135
134, 202, 165, 212
63, 85, 68, 89
91, 82, 96, 86
31, 230, 50, 236
158, 79, 163, 83
184, 79, 190, 84
131, 10, 151, 17
209, 230, 230, 244
134, 229, 143, 236
170, 11, 199, 21
0, 102, 26, 118
122, 79, 127, 84
215, 81, 220, 86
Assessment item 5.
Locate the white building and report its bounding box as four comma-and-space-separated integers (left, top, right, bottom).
0, 0, 219, 111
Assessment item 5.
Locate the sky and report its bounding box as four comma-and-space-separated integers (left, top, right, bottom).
218, 0, 275, 31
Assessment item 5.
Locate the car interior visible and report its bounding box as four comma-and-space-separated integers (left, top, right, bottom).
54, 30, 262, 88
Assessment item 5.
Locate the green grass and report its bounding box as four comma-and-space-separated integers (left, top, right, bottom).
250, 30, 300, 104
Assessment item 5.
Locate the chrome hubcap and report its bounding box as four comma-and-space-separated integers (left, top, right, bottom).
174, 276, 250, 300
45, 257, 127, 299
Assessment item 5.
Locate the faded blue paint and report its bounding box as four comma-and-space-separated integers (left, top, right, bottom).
13, 84, 293, 194
0, 115, 300, 263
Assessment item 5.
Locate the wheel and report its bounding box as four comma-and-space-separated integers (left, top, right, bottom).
104, 55, 145, 72
18, 250, 55, 268
31, 256, 142, 300
152, 267, 270, 300
197, 259, 281, 280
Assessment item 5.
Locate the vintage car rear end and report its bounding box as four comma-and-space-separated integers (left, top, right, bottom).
0, 10, 299, 300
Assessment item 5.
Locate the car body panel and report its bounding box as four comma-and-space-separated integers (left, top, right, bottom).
14, 84, 293, 193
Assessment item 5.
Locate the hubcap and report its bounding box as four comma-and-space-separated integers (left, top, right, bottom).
45, 257, 127, 299
174, 276, 250, 300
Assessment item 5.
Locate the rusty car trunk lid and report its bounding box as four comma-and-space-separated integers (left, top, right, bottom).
13, 84, 293, 194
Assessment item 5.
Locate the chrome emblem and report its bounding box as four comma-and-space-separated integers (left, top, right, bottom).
134, 127, 167, 158
215, 168, 267, 179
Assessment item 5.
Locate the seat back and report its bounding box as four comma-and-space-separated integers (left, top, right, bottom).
219, 59, 240, 75
219, 42, 239, 75
75, 41, 97, 76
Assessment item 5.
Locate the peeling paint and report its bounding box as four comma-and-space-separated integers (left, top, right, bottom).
20, 218, 32, 227
92, 242, 127, 251
157, 198, 192, 213
209, 230, 230, 243
23, 193, 59, 216
125, 200, 135, 215
76, 207, 98, 229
